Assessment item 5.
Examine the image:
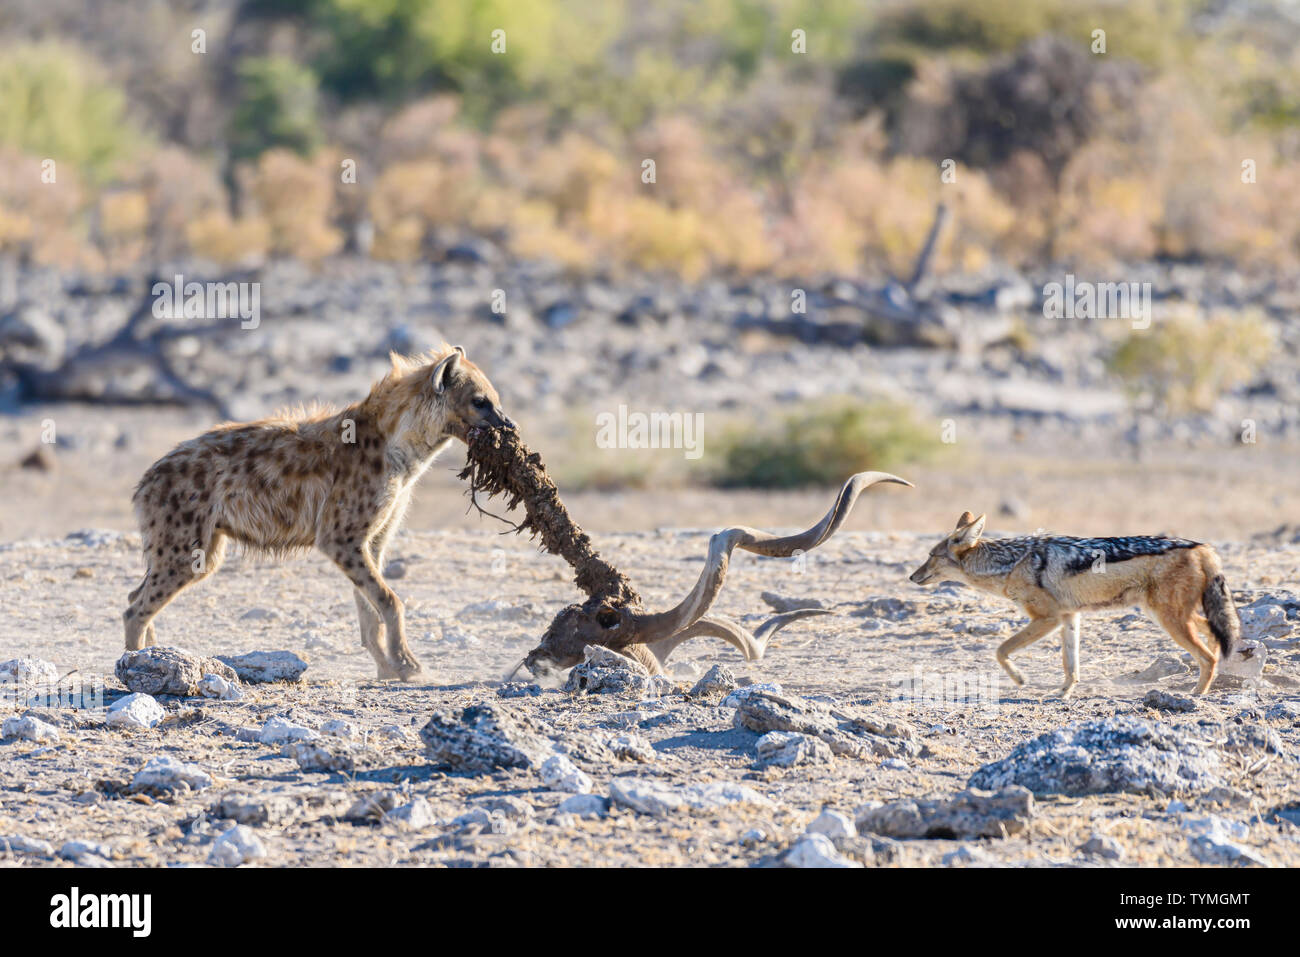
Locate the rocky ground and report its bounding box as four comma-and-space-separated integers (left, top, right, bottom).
1, 524, 1297, 868
2, 257, 1297, 867
4, 258, 1300, 455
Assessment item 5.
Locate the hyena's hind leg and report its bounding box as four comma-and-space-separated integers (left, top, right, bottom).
123, 532, 227, 650
995, 615, 1064, 689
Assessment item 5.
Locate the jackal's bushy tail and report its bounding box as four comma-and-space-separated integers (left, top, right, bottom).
1202, 573, 1239, 659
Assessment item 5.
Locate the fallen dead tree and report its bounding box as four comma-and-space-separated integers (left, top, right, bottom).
459, 426, 911, 677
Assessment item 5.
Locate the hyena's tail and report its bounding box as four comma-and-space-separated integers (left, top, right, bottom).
1202, 573, 1239, 659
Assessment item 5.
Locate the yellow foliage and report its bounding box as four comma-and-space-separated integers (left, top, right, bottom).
185, 209, 271, 266
247, 149, 342, 261
1109, 311, 1275, 414
99, 191, 148, 240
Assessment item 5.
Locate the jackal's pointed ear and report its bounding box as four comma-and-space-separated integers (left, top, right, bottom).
431, 348, 462, 394
955, 510, 975, 530
954, 513, 985, 547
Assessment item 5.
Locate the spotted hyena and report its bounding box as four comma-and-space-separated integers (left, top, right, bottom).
124, 345, 513, 680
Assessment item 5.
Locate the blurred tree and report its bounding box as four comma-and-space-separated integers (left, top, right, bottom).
230, 56, 324, 161
0, 42, 141, 184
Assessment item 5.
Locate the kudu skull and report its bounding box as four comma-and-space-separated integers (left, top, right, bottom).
517, 471, 913, 677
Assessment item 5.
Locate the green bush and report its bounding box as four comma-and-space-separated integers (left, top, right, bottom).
231, 57, 323, 161
0, 43, 140, 183
712, 398, 943, 489
287, 0, 620, 116
1108, 311, 1275, 415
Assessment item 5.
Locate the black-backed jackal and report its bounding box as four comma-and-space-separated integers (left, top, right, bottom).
125, 345, 514, 680
908, 512, 1241, 697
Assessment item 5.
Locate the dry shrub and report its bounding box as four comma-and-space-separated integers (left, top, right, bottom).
784, 152, 1018, 277
713, 397, 944, 489
0, 149, 97, 269
1051, 77, 1300, 271
246, 149, 343, 262
1055, 142, 1163, 268
185, 210, 271, 267
137, 147, 227, 261
97, 190, 149, 269
1108, 311, 1275, 415
508, 200, 596, 273
500, 121, 777, 279
369, 160, 482, 261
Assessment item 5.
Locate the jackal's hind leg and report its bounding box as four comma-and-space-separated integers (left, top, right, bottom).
995, 616, 1063, 688
1156, 611, 1218, 695
1057, 613, 1081, 699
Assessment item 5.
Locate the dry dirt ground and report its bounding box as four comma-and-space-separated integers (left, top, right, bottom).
1, 406, 1298, 868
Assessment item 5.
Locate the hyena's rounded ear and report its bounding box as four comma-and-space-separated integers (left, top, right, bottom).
431, 349, 462, 395
955, 510, 976, 530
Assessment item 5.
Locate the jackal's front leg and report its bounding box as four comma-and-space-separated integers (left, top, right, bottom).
995, 616, 1063, 688
1057, 613, 1081, 699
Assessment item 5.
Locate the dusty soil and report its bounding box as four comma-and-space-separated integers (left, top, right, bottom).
1, 415, 1298, 867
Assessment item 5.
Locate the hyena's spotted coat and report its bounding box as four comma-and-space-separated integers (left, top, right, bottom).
125, 345, 513, 680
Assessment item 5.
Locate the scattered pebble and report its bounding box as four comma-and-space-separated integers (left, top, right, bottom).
131, 756, 213, 794
540, 754, 593, 794
216, 650, 309, 683
806, 809, 856, 839
783, 833, 861, 868
115, 646, 239, 697
556, 794, 607, 819
1078, 834, 1126, 861
198, 673, 242, 700
2, 714, 61, 743
258, 717, 320, 745
609, 777, 772, 817
208, 825, 268, 867
105, 693, 165, 731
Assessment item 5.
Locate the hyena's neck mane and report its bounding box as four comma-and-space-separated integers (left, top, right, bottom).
353, 359, 454, 467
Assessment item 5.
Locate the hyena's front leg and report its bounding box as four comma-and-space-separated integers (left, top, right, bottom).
352, 520, 398, 678
995, 615, 1063, 688
366, 499, 423, 678
327, 544, 422, 681
352, 590, 395, 678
